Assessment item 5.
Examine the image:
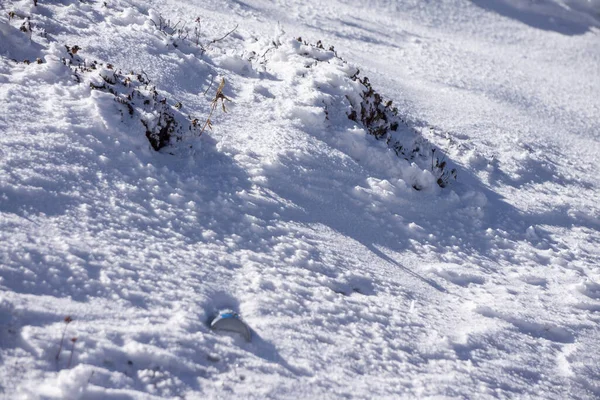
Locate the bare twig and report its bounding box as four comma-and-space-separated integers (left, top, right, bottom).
260, 46, 275, 60
203, 75, 215, 96
67, 337, 78, 368
208, 24, 238, 45
55, 316, 73, 362
140, 69, 151, 84
148, 18, 160, 29
193, 17, 202, 47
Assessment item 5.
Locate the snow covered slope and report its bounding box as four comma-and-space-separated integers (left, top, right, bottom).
1, 0, 599, 398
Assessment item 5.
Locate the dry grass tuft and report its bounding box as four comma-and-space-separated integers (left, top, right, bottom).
200, 78, 231, 134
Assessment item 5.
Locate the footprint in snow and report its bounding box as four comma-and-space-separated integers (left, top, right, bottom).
429, 265, 485, 287
577, 280, 600, 300
329, 274, 375, 296
521, 276, 548, 287
476, 306, 574, 344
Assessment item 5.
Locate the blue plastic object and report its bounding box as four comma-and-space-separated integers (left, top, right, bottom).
210, 310, 251, 342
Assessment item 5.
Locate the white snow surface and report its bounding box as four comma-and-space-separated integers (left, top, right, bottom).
1, 0, 599, 398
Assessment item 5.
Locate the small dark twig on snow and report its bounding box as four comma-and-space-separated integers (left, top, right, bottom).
209, 24, 238, 45
55, 316, 73, 362
67, 337, 78, 368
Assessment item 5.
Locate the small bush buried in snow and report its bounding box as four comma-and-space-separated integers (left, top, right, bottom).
61, 47, 202, 151
264, 37, 458, 189
148, 13, 194, 50
147, 11, 238, 54
431, 148, 457, 188
344, 62, 457, 188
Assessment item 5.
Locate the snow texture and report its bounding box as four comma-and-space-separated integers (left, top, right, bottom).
0, 0, 599, 398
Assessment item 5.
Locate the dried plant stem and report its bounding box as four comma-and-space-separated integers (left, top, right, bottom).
55, 326, 67, 361
200, 78, 231, 135
200, 107, 216, 134
209, 24, 238, 45
67, 338, 78, 368
55, 316, 73, 361
203, 75, 215, 96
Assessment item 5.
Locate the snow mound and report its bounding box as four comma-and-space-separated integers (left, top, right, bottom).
246, 36, 457, 190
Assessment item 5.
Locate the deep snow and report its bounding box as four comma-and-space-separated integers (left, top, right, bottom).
1, 0, 599, 398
